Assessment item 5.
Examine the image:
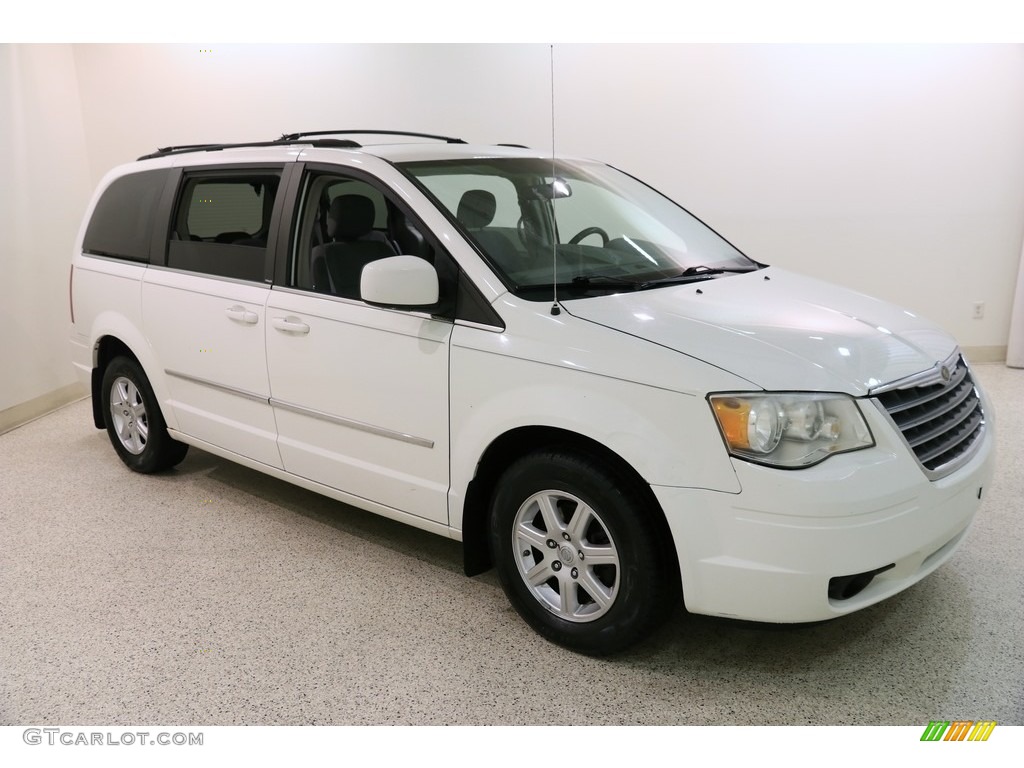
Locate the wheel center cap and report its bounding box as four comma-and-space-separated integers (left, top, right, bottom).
558, 545, 575, 565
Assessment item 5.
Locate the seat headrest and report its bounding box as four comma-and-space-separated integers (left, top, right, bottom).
457, 190, 497, 229
327, 195, 376, 240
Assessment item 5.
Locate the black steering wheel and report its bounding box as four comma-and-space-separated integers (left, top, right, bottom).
569, 226, 610, 246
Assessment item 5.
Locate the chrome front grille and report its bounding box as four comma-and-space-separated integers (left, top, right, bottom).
874, 355, 986, 478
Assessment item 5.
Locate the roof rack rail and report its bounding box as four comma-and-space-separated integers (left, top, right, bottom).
137, 130, 466, 161
278, 130, 467, 144
137, 138, 363, 161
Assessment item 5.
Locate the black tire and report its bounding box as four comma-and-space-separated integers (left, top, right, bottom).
490, 450, 674, 655
100, 356, 188, 473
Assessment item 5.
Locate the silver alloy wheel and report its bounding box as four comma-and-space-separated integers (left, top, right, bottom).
109, 376, 148, 455
512, 490, 620, 622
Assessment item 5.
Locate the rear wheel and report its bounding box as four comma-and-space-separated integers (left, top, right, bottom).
101, 356, 188, 473
490, 450, 673, 655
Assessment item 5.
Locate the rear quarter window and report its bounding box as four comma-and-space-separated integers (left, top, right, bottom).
82, 169, 168, 262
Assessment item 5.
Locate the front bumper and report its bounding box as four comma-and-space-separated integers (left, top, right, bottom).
653, 400, 996, 623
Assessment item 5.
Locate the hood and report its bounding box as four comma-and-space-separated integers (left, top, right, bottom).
561, 267, 956, 395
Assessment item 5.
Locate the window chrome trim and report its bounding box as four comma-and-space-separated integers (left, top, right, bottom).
268, 398, 435, 449
454, 318, 505, 333
269, 285, 447, 323
271, 284, 368, 306
80, 250, 150, 265
148, 263, 270, 288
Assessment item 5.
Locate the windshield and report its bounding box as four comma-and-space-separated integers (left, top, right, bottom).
400, 157, 760, 299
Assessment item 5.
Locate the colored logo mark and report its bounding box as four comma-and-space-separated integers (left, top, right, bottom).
920, 720, 996, 741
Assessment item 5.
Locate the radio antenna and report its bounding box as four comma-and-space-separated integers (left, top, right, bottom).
549, 43, 561, 316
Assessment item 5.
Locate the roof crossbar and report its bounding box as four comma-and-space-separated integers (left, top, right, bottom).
278, 129, 467, 144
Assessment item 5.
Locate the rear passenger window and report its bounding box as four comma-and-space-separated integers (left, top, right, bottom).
82, 169, 168, 262
167, 172, 280, 281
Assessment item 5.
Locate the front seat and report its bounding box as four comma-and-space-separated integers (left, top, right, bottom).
456, 189, 520, 271
311, 194, 396, 298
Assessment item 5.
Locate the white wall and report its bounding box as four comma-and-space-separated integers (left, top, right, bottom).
4, 43, 1024, 416
553, 45, 1024, 353
71, 44, 553, 185
0, 45, 93, 415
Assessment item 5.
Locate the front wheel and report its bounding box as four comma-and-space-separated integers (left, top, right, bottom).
101, 356, 188, 473
490, 450, 674, 655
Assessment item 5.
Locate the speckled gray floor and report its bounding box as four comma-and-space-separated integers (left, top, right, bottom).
1, 364, 1021, 725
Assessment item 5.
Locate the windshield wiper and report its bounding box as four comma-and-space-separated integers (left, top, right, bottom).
570, 275, 642, 289
516, 267, 758, 296
515, 275, 642, 294
638, 265, 757, 288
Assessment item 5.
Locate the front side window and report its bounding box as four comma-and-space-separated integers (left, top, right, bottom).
402, 158, 760, 300
291, 171, 447, 306
167, 172, 280, 281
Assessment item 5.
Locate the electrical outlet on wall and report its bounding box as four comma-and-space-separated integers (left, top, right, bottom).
972, 302, 985, 320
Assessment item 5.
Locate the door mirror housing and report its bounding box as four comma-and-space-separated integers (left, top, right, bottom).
361, 256, 440, 310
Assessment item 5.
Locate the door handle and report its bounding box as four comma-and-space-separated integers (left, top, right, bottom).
225, 305, 259, 325
271, 316, 310, 335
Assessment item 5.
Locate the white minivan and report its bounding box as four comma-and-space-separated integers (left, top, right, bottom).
70, 131, 995, 654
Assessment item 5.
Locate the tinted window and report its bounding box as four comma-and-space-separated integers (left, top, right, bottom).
186, 181, 266, 237
167, 173, 280, 281
82, 169, 168, 262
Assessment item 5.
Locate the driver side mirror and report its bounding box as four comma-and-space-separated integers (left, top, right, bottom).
361, 256, 439, 310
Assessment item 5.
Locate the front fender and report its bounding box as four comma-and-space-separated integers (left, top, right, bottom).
447, 342, 741, 532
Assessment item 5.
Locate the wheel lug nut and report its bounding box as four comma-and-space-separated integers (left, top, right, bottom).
571, 567, 578, 579
552, 561, 562, 572
546, 539, 556, 549
577, 551, 584, 560
523, 550, 530, 557
562, 532, 571, 541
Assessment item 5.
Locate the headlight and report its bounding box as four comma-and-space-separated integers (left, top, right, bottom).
709, 393, 874, 468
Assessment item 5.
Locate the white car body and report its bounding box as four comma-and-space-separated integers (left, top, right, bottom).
70, 135, 995, 652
